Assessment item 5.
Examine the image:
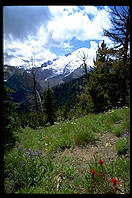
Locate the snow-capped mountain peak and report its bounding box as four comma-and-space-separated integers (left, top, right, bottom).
41, 47, 94, 78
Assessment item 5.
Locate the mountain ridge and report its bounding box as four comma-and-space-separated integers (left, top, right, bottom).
4, 47, 94, 104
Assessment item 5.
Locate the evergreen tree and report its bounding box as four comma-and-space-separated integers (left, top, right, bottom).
4, 86, 20, 145
103, 6, 130, 64
94, 40, 113, 73
86, 71, 110, 113
103, 6, 130, 105
43, 85, 55, 125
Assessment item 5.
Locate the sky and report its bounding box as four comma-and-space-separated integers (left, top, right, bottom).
3, 5, 116, 67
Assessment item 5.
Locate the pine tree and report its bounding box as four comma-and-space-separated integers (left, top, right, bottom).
86, 72, 110, 113
43, 85, 55, 125
4, 86, 20, 145
94, 40, 113, 73
103, 6, 130, 64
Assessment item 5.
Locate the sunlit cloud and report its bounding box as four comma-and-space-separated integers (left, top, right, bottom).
3, 6, 113, 67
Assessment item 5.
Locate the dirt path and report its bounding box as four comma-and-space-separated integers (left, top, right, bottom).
53, 132, 122, 172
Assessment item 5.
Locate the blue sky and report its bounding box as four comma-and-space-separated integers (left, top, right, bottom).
3, 6, 118, 67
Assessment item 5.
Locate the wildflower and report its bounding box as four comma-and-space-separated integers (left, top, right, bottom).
90, 169, 96, 175
19, 160, 24, 166
99, 159, 103, 165
124, 130, 129, 138
45, 136, 48, 140
105, 142, 111, 147
32, 151, 38, 156
45, 143, 48, 146
37, 150, 41, 157
99, 172, 103, 177
28, 148, 32, 153
25, 152, 30, 159
110, 177, 120, 186
18, 144, 23, 151
28, 148, 34, 156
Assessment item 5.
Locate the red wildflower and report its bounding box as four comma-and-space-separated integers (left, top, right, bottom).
110, 177, 120, 186
90, 169, 96, 175
99, 159, 103, 165
45, 136, 49, 140
99, 172, 103, 177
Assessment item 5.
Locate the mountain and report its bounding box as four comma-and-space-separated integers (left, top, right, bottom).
4, 47, 94, 103
40, 47, 93, 81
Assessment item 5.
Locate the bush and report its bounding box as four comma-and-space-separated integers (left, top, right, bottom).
4, 145, 53, 193
115, 138, 129, 155
29, 112, 45, 128
84, 157, 130, 194
112, 126, 124, 137
74, 130, 96, 145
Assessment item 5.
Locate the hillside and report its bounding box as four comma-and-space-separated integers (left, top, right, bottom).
4, 107, 130, 194
52, 75, 88, 110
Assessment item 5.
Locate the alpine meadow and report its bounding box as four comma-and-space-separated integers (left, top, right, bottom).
3, 6, 130, 194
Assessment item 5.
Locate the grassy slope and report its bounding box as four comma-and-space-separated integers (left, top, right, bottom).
4, 107, 130, 194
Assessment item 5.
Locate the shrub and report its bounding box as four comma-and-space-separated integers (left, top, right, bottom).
115, 139, 129, 155
74, 130, 96, 145
4, 145, 53, 193
112, 126, 124, 137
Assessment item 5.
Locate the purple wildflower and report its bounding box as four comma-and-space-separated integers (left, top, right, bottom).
28, 148, 33, 154
18, 144, 23, 151
32, 151, 38, 156
19, 160, 24, 166
25, 152, 30, 159
37, 150, 41, 158
124, 130, 130, 138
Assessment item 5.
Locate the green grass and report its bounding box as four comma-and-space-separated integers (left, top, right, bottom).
115, 138, 130, 155
4, 106, 130, 194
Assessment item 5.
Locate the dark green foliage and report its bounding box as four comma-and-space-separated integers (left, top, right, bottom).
43, 87, 55, 125
115, 138, 129, 155
29, 112, 45, 129
55, 104, 68, 121
53, 75, 88, 111
103, 6, 130, 64
85, 71, 111, 113
4, 86, 20, 145
19, 113, 30, 128
76, 92, 94, 115
111, 61, 130, 106
81, 40, 130, 114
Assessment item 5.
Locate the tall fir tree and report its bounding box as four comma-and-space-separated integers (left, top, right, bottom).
43, 85, 55, 125
4, 86, 20, 145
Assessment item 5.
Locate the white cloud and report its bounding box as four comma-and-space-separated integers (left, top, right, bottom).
63, 42, 73, 51
4, 6, 113, 66
76, 41, 98, 67
82, 6, 98, 17
47, 6, 112, 44
4, 32, 57, 67
48, 6, 78, 17
87, 41, 98, 66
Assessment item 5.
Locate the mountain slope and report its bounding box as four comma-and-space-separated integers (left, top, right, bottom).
4, 47, 94, 103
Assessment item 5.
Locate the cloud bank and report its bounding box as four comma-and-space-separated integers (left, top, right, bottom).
3, 6, 113, 66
